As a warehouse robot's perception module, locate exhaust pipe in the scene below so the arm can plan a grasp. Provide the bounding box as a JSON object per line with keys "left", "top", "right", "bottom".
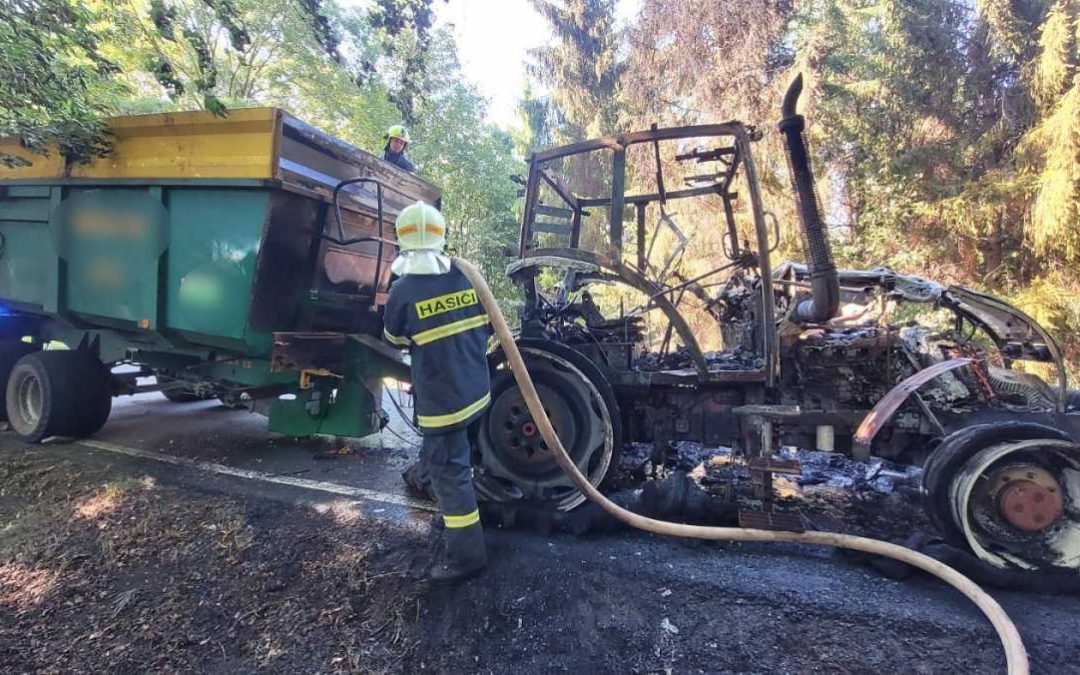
{"left": 779, "top": 74, "right": 840, "bottom": 324}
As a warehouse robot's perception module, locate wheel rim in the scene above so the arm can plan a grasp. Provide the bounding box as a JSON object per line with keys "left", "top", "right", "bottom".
{"left": 949, "top": 438, "right": 1080, "bottom": 571}
{"left": 476, "top": 347, "right": 615, "bottom": 511}
{"left": 12, "top": 368, "right": 43, "bottom": 432}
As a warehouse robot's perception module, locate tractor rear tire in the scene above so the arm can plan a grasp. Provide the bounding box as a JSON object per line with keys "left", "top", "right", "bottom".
{"left": 5, "top": 350, "right": 112, "bottom": 443}
{"left": 0, "top": 339, "right": 39, "bottom": 422}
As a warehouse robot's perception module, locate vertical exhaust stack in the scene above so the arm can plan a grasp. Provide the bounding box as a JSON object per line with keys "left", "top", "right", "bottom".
{"left": 779, "top": 74, "right": 840, "bottom": 323}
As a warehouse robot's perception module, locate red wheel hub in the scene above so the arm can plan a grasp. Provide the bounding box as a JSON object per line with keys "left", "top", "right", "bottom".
{"left": 997, "top": 480, "right": 1063, "bottom": 532}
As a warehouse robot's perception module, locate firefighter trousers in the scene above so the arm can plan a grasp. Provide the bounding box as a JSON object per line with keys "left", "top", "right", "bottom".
{"left": 421, "top": 427, "right": 486, "bottom": 568}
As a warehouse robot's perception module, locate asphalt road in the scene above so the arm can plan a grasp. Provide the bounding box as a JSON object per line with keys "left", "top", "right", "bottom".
{"left": 4, "top": 390, "right": 1080, "bottom": 672}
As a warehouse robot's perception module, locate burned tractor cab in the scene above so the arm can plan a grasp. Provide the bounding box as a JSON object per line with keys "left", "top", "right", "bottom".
{"left": 476, "top": 75, "right": 1080, "bottom": 576}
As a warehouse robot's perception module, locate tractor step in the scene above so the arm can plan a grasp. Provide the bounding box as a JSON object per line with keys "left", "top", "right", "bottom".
{"left": 746, "top": 457, "right": 802, "bottom": 475}
{"left": 738, "top": 510, "right": 807, "bottom": 533}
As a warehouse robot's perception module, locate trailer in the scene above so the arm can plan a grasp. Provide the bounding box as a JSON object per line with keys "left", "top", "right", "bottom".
{"left": 0, "top": 108, "right": 432, "bottom": 441}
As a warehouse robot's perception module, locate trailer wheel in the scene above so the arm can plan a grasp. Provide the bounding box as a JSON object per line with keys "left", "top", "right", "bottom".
{"left": 0, "top": 339, "right": 39, "bottom": 422}
{"left": 5, "top": 350, "right": 112, "bottom": 443}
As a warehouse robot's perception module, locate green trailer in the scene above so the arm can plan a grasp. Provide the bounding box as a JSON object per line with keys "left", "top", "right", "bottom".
{"left": 0, "top": 108, "right": 437, "bottom": 442}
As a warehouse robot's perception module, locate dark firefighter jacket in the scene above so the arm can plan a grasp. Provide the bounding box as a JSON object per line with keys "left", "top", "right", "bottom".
{"left": 383, "top": 148, "right": 416, "bottom": 173}
{"left": 382, "top": 266, "right": 491, "bottom": 433}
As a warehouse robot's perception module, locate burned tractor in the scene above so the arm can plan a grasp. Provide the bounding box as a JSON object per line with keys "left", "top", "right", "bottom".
{"left": 473, "top": 76, "right": 1080, "bottom": 576}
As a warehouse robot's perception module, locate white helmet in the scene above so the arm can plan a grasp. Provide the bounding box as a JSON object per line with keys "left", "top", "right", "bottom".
{"left": 391, "top": 201, "right": 451, "bottom": 275}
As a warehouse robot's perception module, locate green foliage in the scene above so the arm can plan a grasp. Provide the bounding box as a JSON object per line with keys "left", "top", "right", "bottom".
{"left": 0, "top": 0, "right": 120, "bottom": 166}
{"left": 524, "top": 0, "right": 624, "bottom": 145}
{"left": 404, "top": 30, "right": 522, "bottom": 301}
{"left": 533, "top": 0, "right": 1080, "bottom": 378}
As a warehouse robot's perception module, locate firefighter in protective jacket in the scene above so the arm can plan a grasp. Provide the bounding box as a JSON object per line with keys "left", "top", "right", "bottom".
{"left": 382, "top": 201, "right": 490, "bottom": 583}
{"left": 382, "top": 125, "right": 416, "bottom": 173}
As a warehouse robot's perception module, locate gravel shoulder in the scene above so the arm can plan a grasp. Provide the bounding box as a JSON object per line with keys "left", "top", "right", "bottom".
{"left": 2, "top": 438, "right": 1079, "bottom": 673}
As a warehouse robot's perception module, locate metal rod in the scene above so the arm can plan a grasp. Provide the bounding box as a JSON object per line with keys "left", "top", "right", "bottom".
{"left": 374, "top": 182, "right": 384, "bottom": 294}
{"left": 540, "top": 170, "right": 579, "bottom": 208}
{"left": 571, "top": 207, "right": 583, "bottom": 248}
{"left": 610, "top": 148, "right": 626, "bottom": 263}
{"left": 649, "top": 256, "right": 750, "bottom": 300}
{"left": 737, "top": 130, "right": 778, "bottom": 386}
{"left": 519, "top": 158, "right": 540, "bottom": 254}
{"left": 636, "top": 203, "right": 646, "bottom": 271}
{"left": 578, "top": 183, "right": 724, "bottom": 208}
{"left": 722, "top": 192, "right": 741, "bottom": 258}
{"left": 531, "top": 123, "right": 748, "bottom": 162}
{"left": 651, "top": 123, "right": 667, "bottom": 204}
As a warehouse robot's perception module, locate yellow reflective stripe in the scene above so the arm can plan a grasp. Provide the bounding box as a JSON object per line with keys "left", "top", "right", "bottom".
{"left": 417, "top": 392, "right": 491, "bottom": 428}
{"left": 383, "top": 328, "right": 411, "bottom": 346}
{"left": 412, "top": 313, "right": 489, "bottom": 346}
{"left": 443, "top": 509, "right": 480, "bottom": 528}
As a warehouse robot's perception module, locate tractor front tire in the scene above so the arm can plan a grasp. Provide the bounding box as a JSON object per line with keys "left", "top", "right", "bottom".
{"left": 5, "top": 350, "right": 112, "bottom": 443}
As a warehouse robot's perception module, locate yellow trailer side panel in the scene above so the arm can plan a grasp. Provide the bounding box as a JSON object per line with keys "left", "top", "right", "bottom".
{"left": 0, "top": 108, "right": 280, "bottom": 180}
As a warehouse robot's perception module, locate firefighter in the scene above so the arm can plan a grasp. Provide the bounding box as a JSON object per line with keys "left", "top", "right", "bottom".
{"left": 382, "top": 201, "right": 490, "bottom": 583}
{"left": 382, "top": 125, "right": 416, "bottom": 173}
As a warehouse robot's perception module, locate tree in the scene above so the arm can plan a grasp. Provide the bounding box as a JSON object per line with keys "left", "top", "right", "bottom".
{"left": 0, "top": 0, "right": 121, "bottom": 166}
{"left": 623, "top": 0, "right": 793, "bottom": 126}
{"left": 519, "top": 0, "right": 625, "bottom": 261}
{"left": 405, "top": 30, "right": 522, "bottom": 302}
{"left": 523, "top": 0, "right": 624, "bottom": 147}
{"left": 791, "top": 0, "right": 1080, "bottom": 373}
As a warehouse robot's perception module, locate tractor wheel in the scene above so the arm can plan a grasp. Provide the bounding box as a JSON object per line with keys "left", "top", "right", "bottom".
{"left": 475, "top": 340, "right": 621, "bottom": 511}
{"left": 922, "top": 421, "right": 1080, "bottom": 572}
{"left": 5, "top": 350, "right": 112, "bottom": 443}
{"left": 0, "top": 339, "right": 39, "bottom": 422}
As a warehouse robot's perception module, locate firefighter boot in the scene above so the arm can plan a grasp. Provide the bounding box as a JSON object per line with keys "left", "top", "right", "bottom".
{"left": 429, "top": 522, "right": 487, "bottom": 584}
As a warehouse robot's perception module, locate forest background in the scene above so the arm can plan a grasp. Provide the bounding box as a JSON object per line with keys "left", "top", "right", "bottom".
{"left": 4, "top": 0, "right": 1078, "bottom": 375}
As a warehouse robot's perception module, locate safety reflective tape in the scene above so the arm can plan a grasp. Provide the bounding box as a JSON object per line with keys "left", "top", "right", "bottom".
{"left": 383, "top": 328, "right": 411, "bottom": 346}
{"left": 425, "top": 224, "right": 445, "bottom": 236}
{"left": 411, "top": 313, "right": 489, "bottom": 346}
{"left": 417, "top": 392, "right": 492, "bottom": 428}
{"left": 443, "top": 509, "right": 480, "bottom": 528}
{"left": 397, "top": 224, "right": 419, "bottom": 236}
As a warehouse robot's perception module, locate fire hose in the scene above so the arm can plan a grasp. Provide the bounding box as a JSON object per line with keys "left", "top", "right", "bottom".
{"left": 452, "top": 257, "right": 1028, "bottom": 674}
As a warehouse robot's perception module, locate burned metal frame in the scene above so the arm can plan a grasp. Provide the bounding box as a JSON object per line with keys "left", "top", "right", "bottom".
{"left": 517, "top": 123, "right": 778, "bottom": 384}
{"left": 780, "top": 263, "right": 1070, "bottom": 412}
{"left": 508, "top": 248, "right": 711, "bottom": 376}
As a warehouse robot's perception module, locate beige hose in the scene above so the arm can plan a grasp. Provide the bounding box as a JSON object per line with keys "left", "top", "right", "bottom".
{"left": 454, "top": 257, "right": 1029, "bottom": 675}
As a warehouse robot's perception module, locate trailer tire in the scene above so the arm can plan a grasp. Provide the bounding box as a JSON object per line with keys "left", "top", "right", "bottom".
{"left": 5, "top": 350, "right": 112, "bottom": 443}
{"left": 0, "top": 339, "right": 39, "bottom": 423}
